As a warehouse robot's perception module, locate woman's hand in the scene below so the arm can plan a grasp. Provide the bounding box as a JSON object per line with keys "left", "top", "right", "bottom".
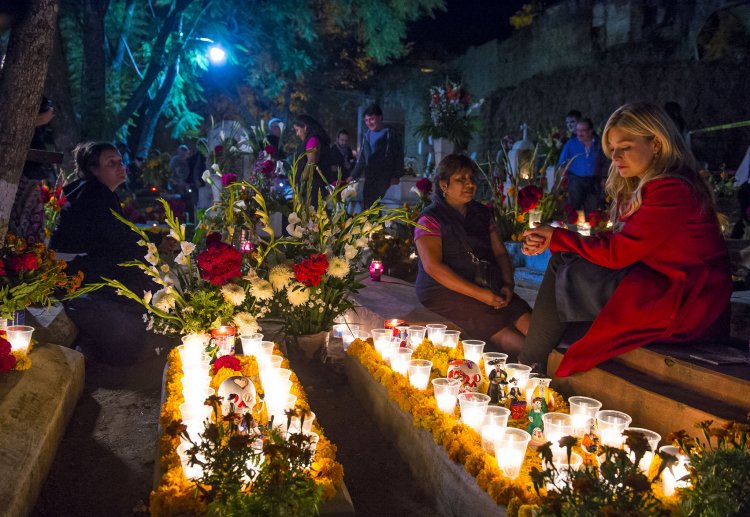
{"left": 522, "top": 226, "right": 554, "bottom": 256}
{"left": 477, "top": 288, "right": 508, "bottom": 310}
{"left": 498, "top": 285, "right": 514, "bottom": 305}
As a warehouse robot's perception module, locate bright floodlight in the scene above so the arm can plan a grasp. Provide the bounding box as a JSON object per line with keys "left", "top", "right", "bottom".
{"left": 208, "top": 45, "right": 227, "bottom": 65}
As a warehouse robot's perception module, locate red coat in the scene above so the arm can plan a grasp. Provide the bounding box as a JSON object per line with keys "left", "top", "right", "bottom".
{"left": 550, "top": 177, "right": 732, "bottom": 377}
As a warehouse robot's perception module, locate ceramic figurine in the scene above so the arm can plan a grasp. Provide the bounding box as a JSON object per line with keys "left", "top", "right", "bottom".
{"left": 533, "top": 377, "right": 555, "bottom": 411}
{"left": 508, "top": 377, "right": 526, "bottom": 420}
{"left": 447, "top": 359, "right": 483, "bottom": 392}
{"left": 526, "top": 397, "right": 547, "bottom": 448}
{"left": 581, "top": 418, "right": 601, "bottom": 464}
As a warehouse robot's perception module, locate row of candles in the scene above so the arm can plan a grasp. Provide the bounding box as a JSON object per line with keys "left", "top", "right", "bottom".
{"left": 360, "top": 318, "right": 689, "bottom": 492}
{"left": 175, "top": 329, "right": 318, "bottom": 481}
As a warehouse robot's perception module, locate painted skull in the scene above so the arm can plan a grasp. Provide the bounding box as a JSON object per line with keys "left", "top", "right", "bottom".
{"left": 447, "top": 359, "right": 483, "bottom": 392}
{"left": 218, "top": 376, "right": 257, "bottom": 415}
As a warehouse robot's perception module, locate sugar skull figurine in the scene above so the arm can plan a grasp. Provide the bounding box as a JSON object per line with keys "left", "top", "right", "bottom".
{"left": 218, "top": 376, "right": 257, "bottom": 416}
{"left": 447, "top": 359, "right": 483, "bottom": 392}
{"left": 533, "top": 377, "right": 555, "bottom": 412}
{"left": 508, "top": 377, "right": 526, "bottom": 420}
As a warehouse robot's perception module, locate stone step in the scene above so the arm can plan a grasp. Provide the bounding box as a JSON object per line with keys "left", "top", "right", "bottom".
{"left": 0, "top": 344, "right": 85, "bottom": 517}
{"left": 548, "top": 349, "right": 749, "bottom": 442}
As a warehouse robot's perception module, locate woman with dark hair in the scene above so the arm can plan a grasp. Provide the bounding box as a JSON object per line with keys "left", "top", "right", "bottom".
{"left": 521, "top": 102, "right": 731, "bottom": 376}
{"left": 292, "top": 114, "right": 336, "bottom": 202}
{"left": 51, "top": 142, "right": 170, "bottom": 364}
{"left": 414, "top": 154, "right": 531, "bottom": 358}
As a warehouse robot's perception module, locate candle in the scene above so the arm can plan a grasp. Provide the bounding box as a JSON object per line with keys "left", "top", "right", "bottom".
{"left": 432, "top": 377, "right": 461, "bottom": 413}
{"left": 626, "top": 427, "right": 661, "bottom": 473}
{"left": 425, "top": 323, "right": 446, "bottom": 346}
{"left": 239, "top": 333, "right": 263, "bottom": 356}
{"left": 435, "top": 392, "right": 456, "bottom": 413}
{"left": 496, "top": 449, "right": 525, "bottom": 479}
{"left": 406, "top": 325, "right": 426, "bottom": 347}
{"left": 596, "top": 410, "right": 632, "bottom": 447}
{"left": 542, "top": 413, "right": 573, "bottom": 452}
{"left": 211, "top": 325, "right": 237, "bottom": 357}
{"left": 458, "top": 392, "right": 491, "bottom": 430}
{"left": 494, "top": 428, "right": 532, "bottom": 479}
{"left": 388, "top": 343, "right": 411, "bottom": 372}
{"left": 660, "top": 446, "right": 690, "bottom": 496}
{"left": 384, "top": 318, "right": 406, "bottom": 337}
{"left": 462, "top": 340, "right": 485, "bottom": 363}
{"left": 569, "top": 396, "right": 602, "bottom": 437}
{"left": 369, "top": 260, "right": 383, "bottom": 281}
{"left": 441, "top": 330, "right": 460, "bottom": 348}
{"left": 5, "top": 325, "right": 34, "bottom": 353}
{"left": 549, "top": 452, "right": 583, "bottom": 489}
{"left": 407, "top": 359, "right": 432, "bottom": 389}
{"left": 481, "top": 424, "right": 504, "bottom": 454}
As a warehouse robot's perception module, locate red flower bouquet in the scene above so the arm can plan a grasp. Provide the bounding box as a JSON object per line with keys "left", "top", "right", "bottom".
{"left": 212, "top": 354, "right": 242, "bottom": 374}
{"left": 197, "top": 236, "right": 243, "bottom": 286}
{"left": 293, "top": 254, "right": 330, "bottom": 287}
{"left": 518, "top": 185, "right": 544, "bottom": 213}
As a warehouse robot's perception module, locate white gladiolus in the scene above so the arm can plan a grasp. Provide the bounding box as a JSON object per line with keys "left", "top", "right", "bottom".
{"left": 221, "top": 283, "right": 246, "bottom": 305}
{"left": 174, "top": 252, "right": 190, "bottom": 266}
{"left": 211, "top": 163, "right": 221, "bottom": 172}
{"left": 355, "top": 237, "right": 369, "bottom": 248}
{"left": 286, "top": 223, "right": 303, "bottom": 238}
{"left": 143, "top": 290, "right": 153, "bottom": 304}
{"left": 344, "top": 244, "right": 357, "bottom": 261}
{"left": 145, "top": 251, "right": 159, "bottom": 265}
{"left": 328, "top": 256, "right": 350, "bottom": 278}
{"left": 180, "top": 241, "right": 196, "bottom": 255}
{"left": 287, "top": 284, "right": 310, "bottom": 306}
{"left": 269, "top": 265, "right": 294, "bottom": 291}
{"left": 342, "top": 184, "right": 357, "bottom": 201}
{"left": 288, "top": 212, "right": 301, "bottom": 225}
{"left": 152, "top": 289, "right": 176, "bottom": 312}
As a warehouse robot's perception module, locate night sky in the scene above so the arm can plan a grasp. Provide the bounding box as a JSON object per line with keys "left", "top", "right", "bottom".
{"left": 407, "top": 0, "right": 532, "bottom": 54}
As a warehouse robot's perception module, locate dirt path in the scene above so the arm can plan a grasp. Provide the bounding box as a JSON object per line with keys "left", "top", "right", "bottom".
{"left": 33, "top": 350, "right": 437, "bottom": 516}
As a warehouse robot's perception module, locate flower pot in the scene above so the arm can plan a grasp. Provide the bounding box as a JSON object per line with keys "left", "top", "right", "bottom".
{"left": 290, "top": 330, "right": 330, "bottom": 361}
{"left": 433, "top": 138, "right": 455, "bottom": 168}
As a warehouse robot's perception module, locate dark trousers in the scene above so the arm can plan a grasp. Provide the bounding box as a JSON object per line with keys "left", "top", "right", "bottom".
{"left": 567, "top": 174, "right": 601, "bottom": 215}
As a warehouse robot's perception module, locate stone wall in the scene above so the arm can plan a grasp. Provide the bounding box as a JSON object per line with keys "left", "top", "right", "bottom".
{"left": 371, "top": 0, "right": 750, "bottom": 169}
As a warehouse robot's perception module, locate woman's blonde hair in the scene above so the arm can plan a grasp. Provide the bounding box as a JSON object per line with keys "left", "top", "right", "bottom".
{"left": 601, "top": 102, "right": 713, "bottom": 223}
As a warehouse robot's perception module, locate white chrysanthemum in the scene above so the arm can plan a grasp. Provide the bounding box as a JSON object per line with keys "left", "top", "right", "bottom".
{"left": 180, "top": 241, "right": 196, "bottom": 255}
{"left": 233, "top": 312, "right": 259, "bottom": 335}
{"left": 143, "top": 290, "right": 153, "bottom": 304}
{"left": 152, "top": 288, "right": 176, "bottom": 312}
{"left": 286, "top": 284, "right": 310, "bottom": 306}
{"left": 328, "top": 256, "right": 349, "bottom": 278}
{"left": 221, "top": 283, "right": 246, "bottom": 306}
{"left": 268, "top": 265, "right": 294, "bottom": 291}
{"left": 249, "top": 279, "right": 274, "bottom": 301}
{"left": 344, "top": 244, "right": 357, "bottom": 261}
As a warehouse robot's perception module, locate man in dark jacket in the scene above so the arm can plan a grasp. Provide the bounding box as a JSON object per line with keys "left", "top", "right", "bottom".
{"left": 350, "top": 104, "right": 404, "bottom": 208}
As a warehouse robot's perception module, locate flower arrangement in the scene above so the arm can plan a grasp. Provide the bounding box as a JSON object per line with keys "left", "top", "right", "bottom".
{"left": 0, "top": 233, "right": 86, "bottom": 320}
{"left": 415, "top": 78, "right": 484, "bottom": 149}
{"left": 346, "top": 336, "right": 574, "bottom": 513}
{"left": 99, "top": 199, "right": 268, "bottom": 336}
{"left": 39, "top": 175, "right": 67, "bottom": 239}
{"left": 150, "top": 346, "right": 344, "bottom": 516}
{"left": 141, "top": 150, "right": 172, "bottom": 190}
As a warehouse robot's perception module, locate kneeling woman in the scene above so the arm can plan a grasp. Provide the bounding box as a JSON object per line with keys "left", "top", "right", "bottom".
{"left": 50, "top": 142, "right": 171, "bottom": 364}
{"left": 521, "top": 102, "right": 732, "bottom": 376}
{"left": 415, "top": 154, "right": 531, "bottom": 358}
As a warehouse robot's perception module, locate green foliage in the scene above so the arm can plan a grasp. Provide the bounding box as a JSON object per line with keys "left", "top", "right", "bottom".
{"left": 672, "top": 420, "right": 750, "bottom": 517}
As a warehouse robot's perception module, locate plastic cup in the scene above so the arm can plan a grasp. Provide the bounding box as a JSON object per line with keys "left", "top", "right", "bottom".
{"left": 481, "top": 424, "right": 505, "bottom": 454}
{"left": 458, "top": 392, "right": 491, "bottom": 430}
{"left": 432, "top": 377, "right": 461, "bottom": 414}
{"left": 255, "top": 341, "right": 276, "bottom": 363}
{"left": 371, "top": 329, "right": 392, "bottom": 355}
{"left": 568, "top": 396, "right": 602, "bottom": 437}
{"left": 406, "top": 325, "right": 426, "bottom": 347}
{"left": 289, "top": 410, "right": 316, "bottom": 435}
{"left": 549, "top": 452, "right": 583, "bottom": 489}
{"left": 596, "top": 410, "right": 632, "bottom": 447}
{"left": 659, "top": 445, "right": 690, "bottom": 496}
{"left": 542, "top": 412, "right": 574, "bottom": 451}
{"left": 462, "top": 340, "right": 485, "bottom": 363}
{"left": 182, "top": 386, "right": 214, "bottom": 408}
{"left": 176, "top": 443, "right": 205, "bottom": 480}
{"left": 181, "top": 333, "right": 209, "bottom": 352}
{"left": 494, "top": 428, "right": 531, "bottom": 479}
{"left": 179, "top": 402, "right": 212, "bottom": 422}
{"left": 390, "top": 347, "right": 414, "bottom": 375}
{"left": 484, "top": 405, "right": 511, "bottom": 427}
{"left": 442, "top": 330, "right": 460, "bottom": 348}
{"left": 505, "top": 363, "right": 532, "bottom": 390}
{"left": 426, "top": 324, "right": 447, "bottom": 346}
{"left": 260, "top": 367, "right": 292, "bottom": 390}
{"left": 407, "top": 359, "right": 432, "bottom": 389}
{"left": 626, "top": 427, "right": 661, "bottom": 473}
{"left": 482, "top": 352, "right": 508, "bottom": 379}
{"left": 240, "top": 333, "right": 263, "bottom": 356}
{"left": 6, "top": 325, "right": 34, "bottom": 352}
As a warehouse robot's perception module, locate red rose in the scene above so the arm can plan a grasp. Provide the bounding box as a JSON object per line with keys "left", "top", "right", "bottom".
{"left": 416, "top": 178, "right": 432, "bottom": 195}
{"left": 197, "top": 242, "right": 242, "bottom": 286}
{"left": 221, "top": 173, "right": 237, "bottom": 187}
{"left": 517, "top": 185, "right": 543, "bottom": 213}
{"left": 214, "top": 144, "right": 224, "bottom": 156}
{"left": 293, "top": 253, "right": 329, "bottom": 287}
{"left": 7, "top": 252, "right": 39, "bottom": 273}
{"left": 0, "top": 337, "right": 15, "bottom": 373}
{"left": 212, "top": 354, "right": 241, "bottom": 374}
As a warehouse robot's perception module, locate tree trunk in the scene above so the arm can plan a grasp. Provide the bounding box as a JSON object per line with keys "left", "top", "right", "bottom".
{"left": 45, "top": 21, "right": 79, "bottom": 170}
{"left": 0, "top": 0, "right": 59, "bottom": 244}
{"left": 136, "top": 56, "right": 180, "bottom": 158}
{"left": 80, "top": 0, "right": 110, "bottom": 140}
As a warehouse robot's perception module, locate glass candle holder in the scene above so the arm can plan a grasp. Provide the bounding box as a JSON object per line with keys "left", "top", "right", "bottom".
{"left": 596, "top": 410, "right": 632, "bottom": 448}
{"left": 626, "top": 427, "right": 661, "bottom": 473}
{"left": 407, "top": 359, "right": 432, "bottom": 389}
{"left": 505, "top": 363, "right": 532, "bottom": 390}
{"left": 482, "top": 352, "right": 508, "bottom": 379}
{"left": 432, "top": 377, "right": 461, "bottom": 414}
{"left": 210, "top": 325, "right": 237, "bottom": 357}
{"left": 426, "top": 324, "right": 447, "bottom": 346}
{"left": 458, "top": 392, "right": 491, "bottom": 430}
{"left": 484, "top": 406, "right": 511, "bottom": 427}
{"left": 239, "top": 333, "right": 264, "bottom": 356}
{"left": 442, "top": 329, "right": 461, "bottom": 348}
{"left": 659, "top": 445, "right": 691, "bottom": 496}
{"left": 381, "top": 337, "right": 402, "bottom": 364}
{"left": 568, "top": 396, "right": 602, "bottom": 437}
{"left": 339, "top": 324, "right": 360, "bottom": 350}
{"left": 494, "top": 428, "right": 531, "bottom": 479}
{"left": 462, "top": 340, "right": 485, "bottom": 363}
{"left": 369, "top": 260, "right": 383, "bottom": 281}
{"left": 406, "top": 325, "right": 426, "bottom": 347}
{"left": 542, "top": 412, "right": 574, "bottom": 451}
{"left": 6, "top": 325, "right": 34, "bottom": 353}
{"left": 390, "top": 347, "right": 414, "bottom": 375}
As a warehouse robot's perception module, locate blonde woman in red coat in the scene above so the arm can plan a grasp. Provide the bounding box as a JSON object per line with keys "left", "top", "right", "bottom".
{"left": 520, "top": 102, "right": 732, "bottom": 377}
